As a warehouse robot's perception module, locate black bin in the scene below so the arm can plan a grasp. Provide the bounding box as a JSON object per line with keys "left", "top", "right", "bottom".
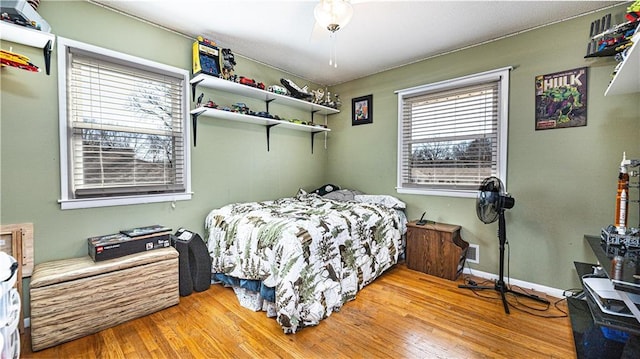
{"left": 171, "top": 228, "right": 212, "bottom": 296}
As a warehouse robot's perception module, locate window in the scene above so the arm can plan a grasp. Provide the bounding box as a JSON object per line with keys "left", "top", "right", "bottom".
{"left": 396, "top": 67, "right": 511, "bottom": 197}
{"left": 57, "top": 37, "right": 191, "bottom": 209}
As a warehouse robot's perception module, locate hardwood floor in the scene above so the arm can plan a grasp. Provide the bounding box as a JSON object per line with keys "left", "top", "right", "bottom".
{"left": 20, "top": 264, "right": 576, "bottom": 358}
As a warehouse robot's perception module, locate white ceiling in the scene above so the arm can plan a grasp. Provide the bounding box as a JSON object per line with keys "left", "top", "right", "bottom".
{"left": 91, "top": 1, "right": 624, "bottom": 86}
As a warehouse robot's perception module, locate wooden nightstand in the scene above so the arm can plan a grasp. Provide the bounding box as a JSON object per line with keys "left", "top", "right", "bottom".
{"left": 405, "top": 221, "right": 469, "bottom": 280}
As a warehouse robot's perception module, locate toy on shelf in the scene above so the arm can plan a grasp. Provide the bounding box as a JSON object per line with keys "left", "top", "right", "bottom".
{"left": 231, "top": 102, "right": 249, "bottom": 114}
{"left": 0, "top": 0, "right": 51, "bottom": 32}
{"left": 310, "top": 87, "right": 341, "bottom": 109}
{"left": 280, "top": 78, "right": 313, "bottom": 100}
{"left": 267, "top": 84, "right": 288, "bottom": 95}
{"left": 192, "top": 36, "right": 221, "bottom": 77}
{"left": 311, "top": 88, "right": 325, "bottom": 104}
{"left": 323, "top": 90, "right": 339, "bottom": 109}
{"left": 238, "top": 76, "right": 264, "bottom": 89}
{"left": 195, "top": 92, "right": 218, "bottom": 109}
{"left": 626, "top": 0, "right": 640, "bottom": 22}
{"left": 204, "top": 99, "right": 218, "bottom": 109}
{"left": 585, "top": 10, "right": 639, "bottom": 58}
{"left": 220, "top": 48, "right": 236, "bottom": 80}
{"left": 615, "top": 152, "right": 631, "bottom": 235}
{"left": 255, "top": 111, "right": 274, "bottom": 119}
{"left": 0, "top": 48, "right": 39, "bottom": 72}
{"left": 601, "top": 152, "right": 640, "bottom": 248}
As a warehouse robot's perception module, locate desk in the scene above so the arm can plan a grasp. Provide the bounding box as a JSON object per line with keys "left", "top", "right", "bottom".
{"left": 566, "top": 236, "right": 640, "bottom": 358}
{"left": 567, "top": 295, "right": 639, "bottom": 358}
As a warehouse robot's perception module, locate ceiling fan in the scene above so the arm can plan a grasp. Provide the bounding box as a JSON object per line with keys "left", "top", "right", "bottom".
{"left": 458, "top": 176, "right": 549, "bottom": 314}
{"left": 314, "top": 0, "right": 354, "bottom": 33}
{"left": 310, "top": 0, "right": 367, "bottom": 67}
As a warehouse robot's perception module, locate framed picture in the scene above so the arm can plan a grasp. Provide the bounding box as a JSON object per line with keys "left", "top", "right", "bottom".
{"left": 352, "top": 94, "right": 373, "bottom": 126}
{"left": 534, "top": 67, "right": 587, "bottom": 130}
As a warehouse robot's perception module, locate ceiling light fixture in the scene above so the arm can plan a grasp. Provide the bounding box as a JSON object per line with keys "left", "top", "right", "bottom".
{"left": 314, "top": 0, "right": 353, "bottom": 68}
{"left": 314, "top": 0, "right": 353, "bottom": 33}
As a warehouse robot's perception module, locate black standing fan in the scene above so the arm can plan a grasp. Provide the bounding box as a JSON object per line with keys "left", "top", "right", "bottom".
{"left": 458, "top": 176, "right": 549, "bottom": 314}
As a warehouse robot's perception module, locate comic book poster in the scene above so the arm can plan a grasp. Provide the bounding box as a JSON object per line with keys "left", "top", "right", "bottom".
{"left": 535, "top": 67, "right": 587, "bottom": 130}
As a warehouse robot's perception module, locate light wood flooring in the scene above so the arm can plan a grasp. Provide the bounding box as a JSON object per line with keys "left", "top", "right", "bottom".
{"left": 20, "top": 264, "right": 576, "bottom": 358}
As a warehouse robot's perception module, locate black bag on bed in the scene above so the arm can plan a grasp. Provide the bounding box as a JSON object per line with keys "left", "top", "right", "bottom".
{"left": 172, "top": 228, "right": 212, "bottom": 296}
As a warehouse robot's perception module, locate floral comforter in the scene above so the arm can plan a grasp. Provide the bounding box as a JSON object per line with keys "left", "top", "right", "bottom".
{"left": 205, "top": 192, "right": 406, "bottom": 333}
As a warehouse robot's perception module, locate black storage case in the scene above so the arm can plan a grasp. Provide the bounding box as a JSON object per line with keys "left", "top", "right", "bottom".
{"left": 171, "top": 229, "right": 212, "bottom": 296}
{"left": 88, "top": 232, "right": 171, "bottom": 262}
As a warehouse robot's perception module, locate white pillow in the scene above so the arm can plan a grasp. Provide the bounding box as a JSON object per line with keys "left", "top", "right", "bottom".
{"left": 354, "top": 194, "right": 406, "bottom": 209}
{"left": 323, "top": 189, "right": 363, "bottom": 202}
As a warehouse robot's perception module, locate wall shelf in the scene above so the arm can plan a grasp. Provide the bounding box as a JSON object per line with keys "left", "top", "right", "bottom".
{"left": 190, "top": 74, "right": 340, "bottom": 116}
{"left": 0, "top": 21, "right": 55, "bottom": 75}
{"left": 190, "top": 107, "right": 330, "bottom": 153}
{"left": 189, "top": 73, "right": 338, "bottom": 152}
{"left": 605, "top": 31, "right": 639, "bottom": 96}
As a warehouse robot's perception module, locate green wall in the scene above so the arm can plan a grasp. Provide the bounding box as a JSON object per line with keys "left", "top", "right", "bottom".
{"left": 328, "top": 4, "right": 640, "bottom": 290}
{"left": 0, "top": 0, "right": 329, "bottom": 316}
{"left": 1, "top": 1, "right": 639, "bottom": 320}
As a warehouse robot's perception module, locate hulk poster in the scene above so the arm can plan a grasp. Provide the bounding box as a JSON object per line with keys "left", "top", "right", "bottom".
{"left": 535, "top": 67, "right": 587, "bottom": 130}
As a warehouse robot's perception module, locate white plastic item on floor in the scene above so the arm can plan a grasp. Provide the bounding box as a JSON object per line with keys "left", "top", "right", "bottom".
{"left": 0, "top": 254, "right": 16, "bottom": 297}
{"left": 0, "top": 327, "right": 19, "bottom": 359}
{"left": 0, "top": 252, "right": 20, "bottom": 359}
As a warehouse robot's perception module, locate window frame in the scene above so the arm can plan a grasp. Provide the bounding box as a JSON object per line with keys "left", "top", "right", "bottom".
{"left": 57, "top": 37, "right": 192, "bottom": 210}
{"left": 395, "top": 67, "right": 511, "bottom": 198}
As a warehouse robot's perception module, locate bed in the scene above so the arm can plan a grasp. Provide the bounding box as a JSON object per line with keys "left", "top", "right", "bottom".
{"left": 204, "top": 187, "right": 407, "bottom": 333}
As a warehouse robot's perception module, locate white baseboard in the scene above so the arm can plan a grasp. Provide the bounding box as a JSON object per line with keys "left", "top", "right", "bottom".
{"left": 462, "top": 268, "right": 566, "bottom": 299}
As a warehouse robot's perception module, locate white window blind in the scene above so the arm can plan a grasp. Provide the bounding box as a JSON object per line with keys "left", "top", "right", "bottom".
{"left": 396, "top": 68, "right": 510, "bottom": 196}
{"left": 58, "top": 37, "right": 191, "bottom": 209}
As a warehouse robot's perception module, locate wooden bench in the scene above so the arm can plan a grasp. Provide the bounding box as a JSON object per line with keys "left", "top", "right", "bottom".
{"left": 30, "top": 247, "right": 179, "bottom": 351}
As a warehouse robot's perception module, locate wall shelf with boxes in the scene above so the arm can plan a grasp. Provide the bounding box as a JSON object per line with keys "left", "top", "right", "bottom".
{"left": 189, "top": 73, "right": 338, "bottom": 153}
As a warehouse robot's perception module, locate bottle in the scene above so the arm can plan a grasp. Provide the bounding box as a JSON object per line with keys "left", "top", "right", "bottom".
{"left": 615, "top": 152, "right": 630, "bottom": 235}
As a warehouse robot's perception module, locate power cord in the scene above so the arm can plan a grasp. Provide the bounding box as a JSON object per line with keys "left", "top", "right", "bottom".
{"left": 462, "top": 257, "right": 476, "bottom": 285}
{"left": 461, "top": 243, "right": 578, "bottom": 319}
{"left": 507, "top": 295, "right": 567, "bottom": 318}
{"left": 506, "top": 239, "right": 510, "bottom": 288}
{"left": 462, "top": 252, "right": 506, "bottom": 299}
{"left": 503, "top": 240, "right": 568, "bottom": 318}
{"left": 563, "top": 288, "right": 584, "bottom": 298}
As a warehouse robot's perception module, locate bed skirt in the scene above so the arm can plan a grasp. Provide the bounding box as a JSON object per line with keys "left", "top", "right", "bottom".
{"left": 212, "top": 273, "right": 277, "bottom": 317}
